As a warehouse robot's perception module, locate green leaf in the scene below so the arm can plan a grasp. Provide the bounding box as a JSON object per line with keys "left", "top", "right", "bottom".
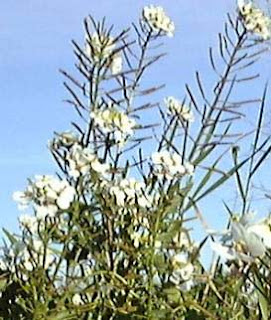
{"left": 149, "top": 309, "right": 169, "bottom": 320}
{"left": 158, "top": 232, "right": 172, "bottom": 245}
{"left": 163, "top": 287, "right": 181, "bottom": 304}
{"left": 192, "top": 145, "right": 215, "bottom": 167}
{"left": 192, "top": 158, "right": 220, "bottom": 199}
{"left": 162, "top": 194, "right": 182, "bottom": 216}
{"left": 255, "top": 276, "right": 270, "bottom": 320}
{"left": 154, "top": 253, "right": 166, "bottom": 270}
{"left": 168, "top": 220, "right": 184, "bottom": 234}
{"left": 194, "top": 153, "right": 252, "bottom": 203}
{"left": 185, "top": 310, "right": 205, "bottom": 320}
{"left": 0, "top": 277, "right": 7, "bottom": 291}
{"left": 2, "top": 228, "right": 18, "bottom": 245}
{"left": 47, "top": 310, "right": 73, "bottom": 320}
{"left": 231, "top": 146, "right": 246, "bottom": 203}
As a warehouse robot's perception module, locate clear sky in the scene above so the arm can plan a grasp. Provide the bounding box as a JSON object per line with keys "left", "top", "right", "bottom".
{"left": 1, "top": 0, "right": 271, "bottom": 235}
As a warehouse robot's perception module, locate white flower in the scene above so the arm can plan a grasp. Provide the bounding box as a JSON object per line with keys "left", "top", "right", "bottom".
{"left": 238, "top": 1, "right": 271, "bottom": 40}
{"left": 67, "top": 145, "right": 95, "bottom": 178}
{"left": 0, "top": 259, "right": 7, "bottom": 271}
{"left": 152, "top": 151, "right": 194, "bottom": 180}
{"left": 32, "top": 239, "right": 43, "bottom": 252}
{"left": 90, "top": 107, "right": 136, "bottom": 146}
{"left": 154, "top": 240, "right": 162, "bottom": 249}
{"left": 137, "top": 194, "right": 153, "bottom": 208}
{"left": 35, "top": 204, "right": 58, "bottom": 219}
{"left": 56, "top": 186, "right": 76, "bottom": 210}
{"left": 237, "top": 0, "right": 245, "bottom": 8}
{"left": 100, "top": 177, "right": 154, "bottom": 210}
{"left": 110, "top": 53, "right": 122, "bottom": 75}
{"left": 142, "top": 5, "right": 175, "bottom": 37}
{"left": 178, "top": 263, "right": 194, "bottom": 281}
{"left": 18, "top": 214, "right": 38, "bottom": 232}
{"left": 165, "top": 97, "right": 194, "bottom": 122}
{"left": 109, "top": 186, "right": 126, "bottom": 206}
{"left": 152, "top": 272, "right": 162, "bottom": 286}
{"left": 130, "top": 231, "right": 142, "bottom": 248}
{"left": 173, "top": 231, "right": 190, "bottom": 248}
{"left": 170, "top": 253, "right": 194, "bottom": 289}
{"left": 210, "top": 240, "right": 254, "bottom": 263}
{"left": 13, "top": 191, "right": 26, "bottom": 203}
{"left": 66, "top": 144, "right": 109, "bottom": 178}
{"left": 12, "top": 191, "right": 30, "bottom": 210}
{"left": 210, "top": 215, "right": 271, "bottom": 262}
{"left": 247, "top": 222, "right": 271, "bottom": 248}
{"left": 210, "top": 241, "right": 238, "bottom": 261}
{"left": 171, "top": 253, "right": 188, "bottom": 269}
{"left": 184, "top": 162, "right": 194, "bottom": 175}
{"left": 91, "top": 159, "right": 109, "bottom": 176}
{"left": 72, "top": 293, "right": 84, "bottom": 306}
{"left": 22, "top": 251, "right": 34, "bottom": 272}
{"left": 231, "top": 221, "right": 266, "bottom": 257}
{"left": 13, "top": 175, "right": 76, "bottom": 218}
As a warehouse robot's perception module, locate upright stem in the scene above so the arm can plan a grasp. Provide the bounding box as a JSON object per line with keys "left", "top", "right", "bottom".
{"left": 126, "top": 31, "right": 152, "bottom": 113}
{"left": 189, "top": 30, "right": 247, "bottom": 162}
{"left": 147, "top": 207, "right": 162, "bottom": 316}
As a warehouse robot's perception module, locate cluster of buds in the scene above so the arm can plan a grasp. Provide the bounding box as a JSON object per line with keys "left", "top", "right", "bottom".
{"left": 238, "top": 0, "right": 271, "bottom": 40}
{"left": 142, "top": 5, "right": 175, "bottom": 37}
{"left": 85, "top": 31, "right": 115, "bottom": 61}
{"left": 85, "top": 29, "right": 122, "bottom": 74}
{"left": 152, "top": 151, "right": 194, "bottom": 180}
{"left": 165, "top": 96, "right": 194, "bottom": 123}
{"left": 50, "top": 131, "right": 79, "bottom": 149}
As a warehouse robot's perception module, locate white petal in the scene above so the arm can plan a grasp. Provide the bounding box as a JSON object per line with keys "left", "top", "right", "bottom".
{"left": 210, "top": 241, "right": 237, "bottom": 260}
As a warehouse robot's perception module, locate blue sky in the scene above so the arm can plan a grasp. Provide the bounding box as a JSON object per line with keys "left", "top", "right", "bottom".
{"left": 1, "top": 0, "right": 271, "bottom": 235}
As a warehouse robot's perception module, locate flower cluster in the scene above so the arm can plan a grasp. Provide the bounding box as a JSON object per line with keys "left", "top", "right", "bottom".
{"left": 99, "top": 177, "right": 156, "bottom": 209}
{"left": 18, "top": 214, "right": 39, "bottom": 233}
{"left": 13, "top": 175, "right": 76, "bottom": 219}
{"left": 150, "top": 230, "right": 196, "bottom": 290}
{"left": 170, "top": 253, "right": 194, "bottom": 291}
{"left": 165, "top": 96, "right": 194, "bottom": 122}
{"left": 142, "top": 5, "right": 175, "bottom": 37}
{"left": 238, "top": 0, "right": 271, "bottom": 40}
{"left": 90, "top": 107, "right": 136, "bottom": 146}
{"left": 152, "top": 151, "right": 194, "bottom": 180}
{"left": 66, "top": 144, "right": 109, "bottom": 178}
